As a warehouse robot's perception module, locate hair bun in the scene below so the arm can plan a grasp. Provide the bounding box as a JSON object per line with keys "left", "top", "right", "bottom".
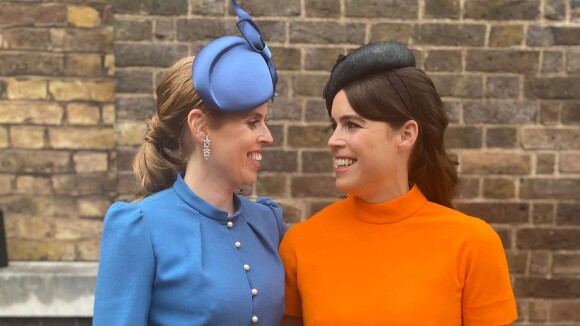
{"left": 323, "top": 41, "right": 416, "bottom": 113}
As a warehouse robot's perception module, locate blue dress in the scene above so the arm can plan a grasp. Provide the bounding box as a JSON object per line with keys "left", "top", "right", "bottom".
{"left": 93, "top": 174, "right": 286, "bottom": 325}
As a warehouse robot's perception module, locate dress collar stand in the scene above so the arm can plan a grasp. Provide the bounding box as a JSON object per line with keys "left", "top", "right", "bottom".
{"left": 173, "top": 173, "right": 243, "bottom": 222}
{"left": 349, "top": 185, "right": 427, "bottom": 224}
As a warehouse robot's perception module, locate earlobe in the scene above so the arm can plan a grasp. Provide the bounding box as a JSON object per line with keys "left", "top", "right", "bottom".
{"left": 187, "top": 109, "right": 207, "bottom": 143}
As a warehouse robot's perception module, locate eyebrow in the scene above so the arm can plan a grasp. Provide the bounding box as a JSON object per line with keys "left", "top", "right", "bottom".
{"left": 330, "top": 114, "right": 366, "bottom": 124}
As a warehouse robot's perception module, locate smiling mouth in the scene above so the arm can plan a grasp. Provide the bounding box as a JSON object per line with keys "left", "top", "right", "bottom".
{"left": 334, "top": 158, "right": 356, "bottom": 168}
{"left": 248, "top": 152, "right": 262, "bottom": 162}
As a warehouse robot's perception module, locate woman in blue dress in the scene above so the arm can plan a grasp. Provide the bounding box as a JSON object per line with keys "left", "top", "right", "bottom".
{"left": 93, "top": 1, "right": 286, "bottom": 325}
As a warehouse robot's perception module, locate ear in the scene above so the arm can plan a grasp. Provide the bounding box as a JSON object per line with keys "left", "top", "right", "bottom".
{"left": 187, "top": 108, "right": 207, "bottom": 144}
{"left": 398, "top": 120, "right": 418, "bottom": 152}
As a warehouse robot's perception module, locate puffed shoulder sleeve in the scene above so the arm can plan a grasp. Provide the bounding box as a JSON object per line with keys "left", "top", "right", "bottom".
{"left": 93, "top": 202, "right": 154, "bottom": 326}
{"left": 279, "top": 227, "right": 302, "bottom": 317}
{"left": 462, "top": 220, "right": 517, "bottom": 326}
{"left": 256, "top": 197, "right": 288, "bottom": 242}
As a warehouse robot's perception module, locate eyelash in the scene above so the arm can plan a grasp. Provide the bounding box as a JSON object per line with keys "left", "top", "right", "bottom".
{"left": 248, "top": 118, "right": 269, "bottom": 129}
{"left": 328, "top": 121, "right": 361, "bottom": 132}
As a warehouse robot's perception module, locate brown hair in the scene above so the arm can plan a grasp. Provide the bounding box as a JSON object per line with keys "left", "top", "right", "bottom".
{"left": 342, "top": 67, "right": 458, "bottom": 208}
{"left": 132, "top": 56, "right": 226, "bottom": 199}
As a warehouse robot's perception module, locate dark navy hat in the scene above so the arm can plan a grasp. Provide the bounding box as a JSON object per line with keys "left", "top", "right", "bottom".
{"left": 323, "top": 41, "right": 415, "bottom": 113}
{"left": 192, "top": 0, "right": 277, "bottom": 112}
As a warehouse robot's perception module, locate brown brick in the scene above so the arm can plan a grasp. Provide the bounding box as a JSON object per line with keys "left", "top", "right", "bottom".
{"left": 514, "top": 277, "right": 580, "bottom": 298}
{"left": 461, "top": 152, "right": 531, "bottom": 175}
{"left": 67, "top": 103, "right": 100, "bottom": 125}
{"left": 0, "top": 3, "right": 67, "bottom": 27}
{"left": 234, "top": 0, "right": 299, "bottom": 16}
{"left": 305, "top": 100, "right": 329, "bottom": 122}
{"left": 308, "top": 200, "right": 338, "bottom": 217}
{"left": 562, "top": 102, "right": 580, "bottom": 125}
{"left": 116, "top": 148, "right": 137, "bottom": 172}
{"left": 78, "top": 196, "right": 110, "bottom": 219}
{"left": 7, "top": 79, "right": 47, "bottom": 100}
{"left": 116, "top": 122, "right": 147, "bottom": 146}
{"left": 529, "top": 300, "right": 549, "bottom": 322}
{"left": 288, "top": 125, "right": 329, "bottom": 148}
{"left": 53, "top": 174, "right": 115, "bottom": 196}
{"left": 443, "top": 102, "right": 460, "bottom": 124}
{"left": 1, "top": 28, "right": 51, "bottom": 50}
{"left": 540, "top": 102, "right": 560, "bottom": 125}
{"left": 424, "top": 51, "right": 462, "bottom": 72}
{"left": 74, "top": 152, "right": 108, "bottom": 173}
{"left": 560, "top": 153, "right": 580, "bottom": 173}
{"left": 290, "top": 22, "right": 365, "bottom": 44}
{"left": 521, "top": 178, "right": 580, "bottom": 200}
{"left": 463, "top": 101, "right": 537, "bottom": 124}
{"left": 103, "top": 104, "right": 115, "bottom": 125}
{"left": 65, "top": 54, "right": 104, "bottom": 77}
{"left": 557, "top": 203, "right": 580, "bottom": 225}
{"left": 456, "top": 202, "right": 528, "bottom": 224}
{"left": 0, "top": 150, "right": 71, "bottom": 173}
{"left": 191, "top": 0, "right": 225, "bottom": 16}
{"left": 10, "top": 126, "right": 45, "bottom": 149}
{"left": 489, "top": 25, "right": 524, "bottom": 47}
{"left": 424, "top": 0, "right": 459, "bottom": 18}
{"left": 154, "top": 18, "right": 175, "bottom": 41}
{"left": 536, "top": 153, "right": 555, "bottom": 174}
{"left": 150, "top": 0, "right": 187, "bottom": 15}
{"left": 465, "top": 0, "right": 540, "bottom": 20}
{"left": 0, "top": 101, "right": 63, "bottom": 125}
{"left": 268, "top": 124, "right": 284, "bottom": 147}
{"left": 270, "top": 47, "right": 301, "bottom": 71}
{"left": 430, "top": 75, "right": 483, "bottom": 98}
{"left": 53, "top": 217, "right": 102, "bottom": 240}
{"left": 8, "top": 240, "right": 75, "bottom": 261}
{"left": 16, "top": 176, "right": 52, "bottom": 195}
{"left": 466, "top": 50, "right": 538, "bottom": 74}
{"left": 0, "top": 175, "right": 13, "bottom": 194}
{"left": 553, "top": 254, "right": 580, "bottom": 275}
{"left": 304, "top": 48, "right": 342, "bottom": 71}
{"left": 526, "top": 77, "right": 580, "bottom": 100}
{"left": 455, "top": 177, "right": 479, "bottom": 199}
{"left": 551, "top": 300, "right": 580, "bottom": 321}
{"left": 116, "top": 70, "right": 153, "bottom": 93}
{"left": 292, "top": 74, "right": 329, "bottom": 97}
{"left": 518, "top": 228, "right": 580, "bottom": 250}
{"left": 116, "top": 96, "right": 156, "bottom": 122}
{"left": 494, "top": 227, "right": 511, "bottom": 249}
{"left": 256, "top": 175, "right": 287, "bottom": 197}
{"left": 49, "top": 80, "right": 114, "bottom": 102}
{"left": 77, "top": 239, "right": 101, "bottom": 260}
{"left": 67, "top": 5, "right": 101, "bottom": 28}
{"left": 250, "top": 20, "right": 287, "bottom": 43}
{"left": 444, "top": 126, "right": 482, "bottom": 149}
{"left": 345, "top": 0, "right": 417, "bottom": 18}
{"left": 291, "top": 176, "right": 342, "bottom": 197}
{"left": 506, "top": 251, "right": 528, "bottom": 274}
{"left": 50, "top": 28, "right": 112, "bottom": 52}
{"left": 545, "top": 0, "right": 566, "bottom": 20}
{"left": 574, "top": 0, "right": 580, "bottom": 20}
{"left": 50, "top": 127, "right": 115, "bottom": 149}
{"left": 486, "top": 76, "right": 519, "bottom": 99}
{"left": 521, "top": 127, "right": 580, "bottom": 150}
{"left": 117, "top": 172, "right": 139, "bottom": 195}
{"left": 261, "top": 149, "right": 298, "bottom": 172}
{"left": 269, "top": 99, "right": 302, "bottom": 121}
{"left": 483, "top": 178, "right": 516, "bottom": 199}
{"left": 413, "top": 24, "right": 486, "bottom": 46}
{"left": 305, "top": 0, "right": 340, "bottom": 18}
{"left": 302, "top": 150, "right": 333, "bottom": 173}
{"left": 533, "top": 203, "right": 554, "bottom": 224}
{"left": 542, "top": 51, "right": 563, "bottom": 73}
{"left": 0, "top": 53, "right": 64, "bottom": 76}
{"left": 530, "top": 251, "right": 551, "bottom": 275}
{"left": 527, "top": 26, "right": 580, "bottom": 46}
{"left": 486, "top": 127, "right": 517, "bottom": 148}
{"left": 369, "top": 23, "right": 413, "bottom": 44}
{"left": 0, "top": 195, "right": 76, "bottom": 217}
{"left": 115, "top": 43, "right": 188, "bottom": 67}
{"left": 277, "top": 201, "right": 303, "bottom": 224}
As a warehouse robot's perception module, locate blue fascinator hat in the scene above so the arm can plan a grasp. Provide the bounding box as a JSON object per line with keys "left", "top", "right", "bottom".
{"left": 192, "top": 0, "right": 278, "bottom": 112}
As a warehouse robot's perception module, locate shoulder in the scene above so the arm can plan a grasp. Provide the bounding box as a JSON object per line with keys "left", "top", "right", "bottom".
{"left": 104, "top": 201, "right": 144, "bottom": 227}
{"left": 242, "top": 196, "right": 287, "bottom": 238}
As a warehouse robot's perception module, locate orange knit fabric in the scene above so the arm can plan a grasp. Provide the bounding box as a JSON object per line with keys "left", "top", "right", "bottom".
{"left": 280, "top": 185, "right": 517, "bottom": 326}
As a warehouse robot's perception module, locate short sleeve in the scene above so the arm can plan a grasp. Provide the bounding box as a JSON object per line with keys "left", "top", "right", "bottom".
{"left": 257, "top": 197, "right": 288, "bottom": 243}
{"left": 93, "top": 202, "right": 155, "bottom": 326}
{"left": 279, "top": 228, "right": 303, "bottom": 317}
{"left": 462, "top": 221, "right": 517, "bottom": 326}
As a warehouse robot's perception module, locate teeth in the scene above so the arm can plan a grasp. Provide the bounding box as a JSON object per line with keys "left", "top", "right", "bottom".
{"left": 334, "top": 158, "right": 355, "bottom": 167}
{"left": 249, "top": 152, "right": 262, "bottom": 162}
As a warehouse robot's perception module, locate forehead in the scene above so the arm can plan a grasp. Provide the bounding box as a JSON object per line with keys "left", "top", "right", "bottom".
{"left": 330, "top": 90, "right": 358, "bottom": 119}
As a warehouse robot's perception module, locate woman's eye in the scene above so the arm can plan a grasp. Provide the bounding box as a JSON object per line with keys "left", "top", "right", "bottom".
{"left": 328, "top": 123, "right": 337, "bottom": 133}
{"left": 346, "top": 122, "right": 360, "bottom": 129}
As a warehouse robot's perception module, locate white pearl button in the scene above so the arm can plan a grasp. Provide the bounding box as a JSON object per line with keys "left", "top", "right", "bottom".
{"left": 235, "top": 241, "right": 241, "bottom": 248}
{"left": 251, "top": 315, "right": 258, "bottom": 323}
{"left": 226, "top": 221, "right": 233, "bottom": 228}
{"left": 243, "top": 264, "right": 250, "bottom": 271}
{"left": 251, "top": 288, "right": 258, "bottom": 296}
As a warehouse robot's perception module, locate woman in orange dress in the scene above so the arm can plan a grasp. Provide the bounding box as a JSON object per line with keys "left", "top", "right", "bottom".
{"left": 280, "top": 41, "right": 517, "bottom": 326}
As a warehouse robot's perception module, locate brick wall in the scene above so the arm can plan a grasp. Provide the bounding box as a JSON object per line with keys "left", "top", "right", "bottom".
{"left": 0, "top": 0, "right": 579, "bottom": 323}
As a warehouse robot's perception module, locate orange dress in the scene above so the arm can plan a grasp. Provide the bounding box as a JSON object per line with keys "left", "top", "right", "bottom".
{"left": 280, "top": 185, "right": 517, "bottom": 326}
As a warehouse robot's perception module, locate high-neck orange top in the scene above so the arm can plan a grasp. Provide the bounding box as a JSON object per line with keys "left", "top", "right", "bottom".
{"left": 280, "top": 185, "right": 517, "bottom": 326}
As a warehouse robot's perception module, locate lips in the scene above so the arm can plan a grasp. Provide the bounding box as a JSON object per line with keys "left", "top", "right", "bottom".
{"left": 248, "top": 152, "right": 262, "bottom": 162}
{"left": 334, "top": 157, "right": 356, "bottom": 168}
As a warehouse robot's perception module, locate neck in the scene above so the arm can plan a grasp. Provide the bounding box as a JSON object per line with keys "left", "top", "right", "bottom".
{"left": 355, "top": 173, "right": 410, "bottom": 204}
{"left": 183, "top": 158, "right": 236, "bottom": 215}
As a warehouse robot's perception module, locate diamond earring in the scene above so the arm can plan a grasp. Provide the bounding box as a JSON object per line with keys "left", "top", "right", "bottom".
{"left": 203, "top": 134, "right": 210, "bottom": 160}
